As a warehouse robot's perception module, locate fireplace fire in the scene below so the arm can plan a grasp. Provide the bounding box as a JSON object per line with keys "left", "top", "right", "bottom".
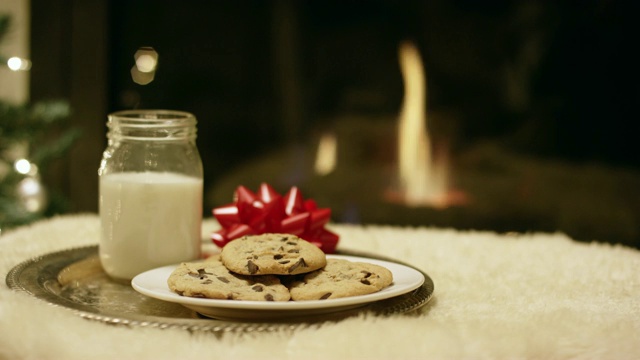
{"left": 386, "top": 42, "right": 467, "bottom": 209}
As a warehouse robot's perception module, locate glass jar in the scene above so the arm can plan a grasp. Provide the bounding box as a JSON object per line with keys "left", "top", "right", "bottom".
{"left": 98, "top": 110, "right": 203, "bottom": 282}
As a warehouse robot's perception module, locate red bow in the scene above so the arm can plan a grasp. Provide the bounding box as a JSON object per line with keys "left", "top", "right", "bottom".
{"left": 211, "top": 183, "right": 339, "bottom": 253}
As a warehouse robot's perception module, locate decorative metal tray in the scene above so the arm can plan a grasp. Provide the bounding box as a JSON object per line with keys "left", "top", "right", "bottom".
{"left": 6, "top": 245, "right": 434, "bottom": 334}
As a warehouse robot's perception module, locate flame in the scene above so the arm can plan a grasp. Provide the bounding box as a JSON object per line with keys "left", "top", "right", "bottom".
{"left": 392, "top": 41, "right": 458, "bottom": 208}
{"left": 314, "top": 132, "right": 338, "bottom": 176}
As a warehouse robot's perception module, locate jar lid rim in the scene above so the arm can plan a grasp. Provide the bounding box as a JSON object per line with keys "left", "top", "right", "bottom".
{"left": 109, "top": 109, "right": 195, "bottom": 121}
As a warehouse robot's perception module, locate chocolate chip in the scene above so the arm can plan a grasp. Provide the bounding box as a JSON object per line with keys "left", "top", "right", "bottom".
{"left": 280, "top": 236, "right": 289, "bottom": 242}
{"left": 265, "top": 294, "right": 274, "bottom": 301}
{"left": 217, "top": 276, "right": 230, "bottom": 283}
{"left": 197, "top": 268, "right": 214, "bottom": 279}
{"left": 361, "top": 271, "right": 372, "bottom": 278}
{"left": 320, "top": 293, "right": 332, "bottom": 300}
{"left": 279, "top": 260, "right": 290, "bottom": 264}
{"left": 360, "top": 279, "right": 371, "bottom": 285}
{"left": 288, "top": 258, "right": 307, "bottom": 273}
{"left": 287, "top": 249, "right": 299, "bottom": 253}
{"left": 202, "top": 279, "right": 213, "bottom": 284}
{"left": 286, "top": 241, "right": 297, "bottom": 245}
{"left": 274, "top": 254, "right": 284, "bottom": 260}
{"left": 252, "top": 284, "right": 264, "bottom": 292}
{"left": 188, "top": 269, "right": 212, "bottom": 280}
{"left": 247, "top": 260, "right": 259, "bottom": 274}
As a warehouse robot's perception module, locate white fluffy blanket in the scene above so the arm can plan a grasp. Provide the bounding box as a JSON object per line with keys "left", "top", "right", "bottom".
{"left": 1, "top": 214, "right": 639, "bottom": 359}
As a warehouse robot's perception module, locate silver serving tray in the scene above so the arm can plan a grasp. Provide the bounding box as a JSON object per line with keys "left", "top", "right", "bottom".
{"left": 6, "top": 245, "right": 434, "bottom": 334}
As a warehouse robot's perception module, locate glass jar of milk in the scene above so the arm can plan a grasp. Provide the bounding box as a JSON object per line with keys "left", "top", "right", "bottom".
{"left": 98, "top": 110, "right": 203, "bottom": 282}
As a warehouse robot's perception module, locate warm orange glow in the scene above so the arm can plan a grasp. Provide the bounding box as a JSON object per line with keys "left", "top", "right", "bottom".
{"left": 314, "top": 132, "right": 338, "bottom": 176}
{"left": 389, "top": 42, "right": 464, "bottom": 208}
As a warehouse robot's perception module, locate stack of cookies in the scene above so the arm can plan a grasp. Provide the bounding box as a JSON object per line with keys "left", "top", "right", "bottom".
{"left": 167, "top": 233, "right": 393, "bottom": 301}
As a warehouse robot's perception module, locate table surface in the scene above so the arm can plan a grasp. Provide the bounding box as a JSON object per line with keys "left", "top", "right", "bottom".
{"left": 2, "top": 214, "right": 639, "bottom": 359}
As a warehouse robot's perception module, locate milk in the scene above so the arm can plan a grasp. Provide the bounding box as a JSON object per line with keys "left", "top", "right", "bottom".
{"left": 99, "top": 171, "right": 203, "bottom": 281}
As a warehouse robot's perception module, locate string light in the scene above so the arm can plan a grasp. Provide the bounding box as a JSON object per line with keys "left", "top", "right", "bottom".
{"left": 6, "top": 56, "right": 31, "bottom": 71}
{"left": 14, "top": 159, "right": 32, "bottom": 174}
{"left": 131, "top": 47, "right": 158, "bottom": 85}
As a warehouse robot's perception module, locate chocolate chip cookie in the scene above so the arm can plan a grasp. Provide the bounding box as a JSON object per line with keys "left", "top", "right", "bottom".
{"left": 288, "top": 258, "right": 393, "bottom": 300}
{"left": 220, "top": 233, "right": 327, "bottom": 276}
{"left": 167, "top": 256, "right": 290, "bottom": 301}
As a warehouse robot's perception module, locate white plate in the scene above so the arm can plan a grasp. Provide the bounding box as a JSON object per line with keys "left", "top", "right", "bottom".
{"left": 131, "top": 255, "right": 425, "bottom": 320}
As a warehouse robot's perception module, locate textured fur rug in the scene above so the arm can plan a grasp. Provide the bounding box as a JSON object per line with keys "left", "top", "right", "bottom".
{"left": 1, "top": 214, "right": 639, "bottom": 359}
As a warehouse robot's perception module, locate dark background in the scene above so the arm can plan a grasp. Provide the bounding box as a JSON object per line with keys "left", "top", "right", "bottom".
{"left": 30, "top": 0, "right": 640, "bottom": 247}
